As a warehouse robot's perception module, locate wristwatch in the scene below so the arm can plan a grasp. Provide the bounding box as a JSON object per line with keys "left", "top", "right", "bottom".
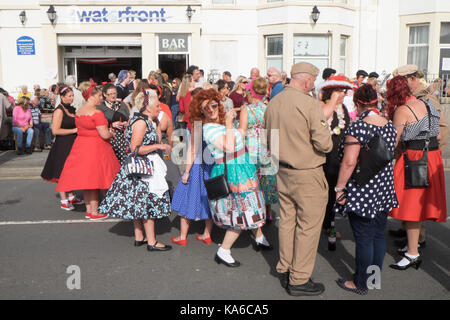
{"left": 334, "top": 187, "right": 347, "bottom": 193}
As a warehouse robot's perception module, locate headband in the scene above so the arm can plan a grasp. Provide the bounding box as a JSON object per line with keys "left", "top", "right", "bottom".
{"left": 357, "top": 98, "right": 378, "bottom": 105}
{"left": 60, "top": 87, "right": 69, "bottom": 94}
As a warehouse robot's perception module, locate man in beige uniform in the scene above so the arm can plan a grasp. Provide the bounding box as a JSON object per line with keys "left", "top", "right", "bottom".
{"left": 264, "top": 62, "right": 333, "bottom": 296}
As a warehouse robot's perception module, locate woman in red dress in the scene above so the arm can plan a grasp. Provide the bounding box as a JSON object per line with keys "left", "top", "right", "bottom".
{"left": 56, "top": 86, "right": 121, "bottom": 220}
{"left": 387, "top": 76, "right": 447, "bottom": 270}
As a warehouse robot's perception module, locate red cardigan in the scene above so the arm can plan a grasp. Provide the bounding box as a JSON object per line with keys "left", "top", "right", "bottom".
{"left": 179, "top": 91, "right": 193, "bottom": 130}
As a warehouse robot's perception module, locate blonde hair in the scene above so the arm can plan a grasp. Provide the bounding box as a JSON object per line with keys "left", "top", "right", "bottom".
{"left": 78, "top": 81, "right": 91, "bottom": 94}
{"left": 17, "top": 96, "right": 30, "bottom": 110}
{"left": 202, "top": 82, "right": 215, "bottom": 90}
{"left": 135, "top": 89, "right": 158, "bottom": 112}
{"left": 230, "top": 76, "right": 246, "bottom": 94}
{"left": 179, "top": 74, "right": 193, "bottom": 98}
{"left": 252, "top": 77, "right": 268, "bottom": 96}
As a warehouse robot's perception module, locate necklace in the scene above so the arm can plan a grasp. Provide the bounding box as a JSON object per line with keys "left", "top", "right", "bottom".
{"left": 328, "top": 105, "right": 346, "bottom": 135}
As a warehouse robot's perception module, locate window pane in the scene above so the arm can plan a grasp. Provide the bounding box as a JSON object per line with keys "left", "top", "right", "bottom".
{"left": 340, "top": 58, "right": 346, "bottom": 76}
{"left": 267, "top": 58, "right": 283, "bottom": 72}
{"left": 340, "top": 37, "right": 347, "bottom": 56}
{"left": 409, "top": 26, "right": 429, "bottom": 45}
{"left": 267, "top": 37, "right": 283, "bottom": 56}
{"left": 294, "top": 35, "right": 329, "bottom": 56}
{"left": 408, "top": 46, "right": 429, "bottom": 72}
{"left": 441, "top": 22, "right": 450, "bottom": 44}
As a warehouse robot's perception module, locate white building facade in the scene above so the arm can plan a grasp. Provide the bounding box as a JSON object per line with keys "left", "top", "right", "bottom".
{"left": 0, "top": 0, "right": 449, "bottom": 95}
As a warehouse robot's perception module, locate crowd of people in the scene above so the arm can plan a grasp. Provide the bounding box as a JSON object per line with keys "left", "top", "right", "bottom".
{"left": 0, "top": 61, "right": 447, "bottom": 297}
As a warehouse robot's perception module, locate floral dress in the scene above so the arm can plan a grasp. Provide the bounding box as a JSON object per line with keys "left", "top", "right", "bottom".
{"left": 98, "top": 114, "right": 171, "bottom": 220}
{"left": 244, "top": 102, "right": 278, "bottom": 205}
{"left": 203, "top": 123, "right": 266, "bottom": 230}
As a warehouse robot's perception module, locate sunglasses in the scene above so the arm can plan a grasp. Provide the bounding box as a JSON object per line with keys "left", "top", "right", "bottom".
{"left": 202, "top": 102, "right": 219, "bottom": 111}
{"left": 337, "top": 88, "right": 348, "bottom": 93}
{"left": 242, "top": 81, "right": 249, "bottom": 84}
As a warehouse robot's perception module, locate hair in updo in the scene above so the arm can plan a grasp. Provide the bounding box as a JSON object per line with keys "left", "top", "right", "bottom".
{"left": 59, "top": 85, "right": 73, "bottom": 97}
{"left": 353, "top": 84, "right": 378, "bottom": 109}
{"left": 135, "top": 89, "right": 158, "bottom": 113}
{"left": 251, "top": 77, "right": 268, "bottom": 96}
{"left": 386, "top": 75, "right": 411, "bottom": 120}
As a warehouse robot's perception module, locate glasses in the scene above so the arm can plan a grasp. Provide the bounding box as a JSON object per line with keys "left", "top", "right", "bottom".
{"left": 242, "top": 81, "right": 249, "bottom": 84}
{"left": 202, "top": 102, "right": 219, "bottom": 111}
{"left": 337, "top": 88, "right": 348, "bottom": 93}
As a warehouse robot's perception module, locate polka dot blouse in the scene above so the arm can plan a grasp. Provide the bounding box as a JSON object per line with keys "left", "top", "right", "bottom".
{"left": 335, "top": 112, "right": 399, "bottom": 218}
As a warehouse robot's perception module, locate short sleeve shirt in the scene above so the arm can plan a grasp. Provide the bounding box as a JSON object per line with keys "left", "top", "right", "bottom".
{"left": 337, "top": 113, "right": 398, "bottom": 218}
{"left": 203, "top": 123, "right": 244, "bottom": 159}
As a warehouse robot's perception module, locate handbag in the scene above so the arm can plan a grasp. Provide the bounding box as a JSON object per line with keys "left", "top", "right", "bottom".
{"left": 202, "top": 130, "right": 231, "bottom": 200}
{"left": 124, "top": 145, "right": 153, "bottom": 178}
{"left": 403, "top": 100, "right": 431, "bottom": 188}
{"left": 352, "top": 117, "right": 394, "bottom": 186}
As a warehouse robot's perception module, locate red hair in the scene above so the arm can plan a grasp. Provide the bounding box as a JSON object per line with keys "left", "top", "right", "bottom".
{"left": 386, "top": 76, "right": 412, "bottom": 120}
{"left": 189, "top": 88, "right": 226, "bottom": 125}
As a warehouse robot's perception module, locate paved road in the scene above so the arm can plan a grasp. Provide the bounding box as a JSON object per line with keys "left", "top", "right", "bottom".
{"left": 0, "top": 150, "right": 449, "bottom": 300}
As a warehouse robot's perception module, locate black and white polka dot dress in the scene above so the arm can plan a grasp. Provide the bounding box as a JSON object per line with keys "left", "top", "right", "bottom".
{"left": 335, "top": 111, "right": 399, "bottom": 219}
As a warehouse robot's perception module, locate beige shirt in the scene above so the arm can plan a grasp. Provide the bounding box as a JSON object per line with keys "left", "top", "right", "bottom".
{"left": 264, "top": 84, "right": 332, "bottom": 170}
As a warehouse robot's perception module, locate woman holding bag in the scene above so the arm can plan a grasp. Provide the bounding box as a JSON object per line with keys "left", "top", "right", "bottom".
{"left": 387, "top": 76, "right": 447, "bottom": 270}
{"left": 190, "top": 89, "right": 271, "bottom": 267}
{"left": 99, "top": 89, "right": 173, "bottom": 251}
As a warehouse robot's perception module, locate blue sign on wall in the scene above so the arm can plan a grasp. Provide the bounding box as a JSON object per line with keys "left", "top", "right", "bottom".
{"left": 17, "top": 36, "right": 35, "bottom": 55}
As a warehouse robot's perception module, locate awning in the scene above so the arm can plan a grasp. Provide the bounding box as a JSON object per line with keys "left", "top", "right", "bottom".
{"left": 57, "top": 34, "right": 141, "bottom": 46}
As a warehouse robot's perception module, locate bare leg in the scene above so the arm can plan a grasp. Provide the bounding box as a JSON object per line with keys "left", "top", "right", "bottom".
{"left": 143, "top": 219, "right": 167, "bottom": 248}
{"left": 221, "top": 229, "right": 241, "bottom": 250}
{"left": 84, "top": 190, "right": 99, "bottom": 216}
{"left": 134, "top": 219, "right": 146, "bottom": 241}
{"left": 173, "top": 216, "right": 190, "bottom": 241}
{"left": 405, "top": 221, "right": 420, "bottom": 256}
{"left": 59, "top": 192, "right": 68, "bottom": 201}
{"left": 201, "top": 219, "right": 214, "bottom": 239}
{"left": 82, "top": 190, "right": 92, "bottom": 213}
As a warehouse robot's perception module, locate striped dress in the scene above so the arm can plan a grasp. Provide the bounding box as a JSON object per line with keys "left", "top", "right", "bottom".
{"left": 203, "top": 123, "right": 266, "bottom": 230}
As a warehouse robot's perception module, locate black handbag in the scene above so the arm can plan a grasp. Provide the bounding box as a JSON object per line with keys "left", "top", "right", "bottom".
{"left": 202, "top": 132, "right": 231, "bottom": 201}
{"left": 403, "top": 101, "right": 431, "bottom": 188}
{"left": 352, "top": 120, "right": 394, "bottom": 186}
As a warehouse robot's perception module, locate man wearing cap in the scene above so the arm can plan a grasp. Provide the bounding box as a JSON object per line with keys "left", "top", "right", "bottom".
{"left": 353, "top": 70, "right": 368, "bottom": 89}
{"left": 265, "top": 62, "right": 333, "bottom": 296}
{"left": 394, "top": 64, "right": 449, "bottom": 149}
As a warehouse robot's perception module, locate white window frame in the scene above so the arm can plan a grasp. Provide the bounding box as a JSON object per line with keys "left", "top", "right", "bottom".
{"left": 265, "top": 35, "right": 283, "bottom": 72}
{"left": 407, "top": 24, "right": 430, "bottom": 73}
{"left": 292, "top": 34, "right": 331, "bottom": 66}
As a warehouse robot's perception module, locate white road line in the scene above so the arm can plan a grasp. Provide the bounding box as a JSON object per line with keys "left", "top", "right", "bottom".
{"left": 0, "top": 219, "right": 123, "bottom": 226}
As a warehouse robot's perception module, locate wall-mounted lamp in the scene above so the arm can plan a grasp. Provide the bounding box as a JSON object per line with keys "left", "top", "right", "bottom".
{"left": 47, "top": 5, "right": 57, "bottom": 25}
{"left": 19, "top": 11, "right": 26, "bottom": 26}
{"left": 186, "top": 5, "right": 195, "bottom": 23}
{"left": 311, "top": 6, "right": 320, "bottom": 24}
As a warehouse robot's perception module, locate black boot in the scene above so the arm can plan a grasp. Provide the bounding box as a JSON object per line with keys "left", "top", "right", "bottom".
{"left": 25, "top": 147, "right": 32, "bottom": 154}
{"left": 17, "top": 148, "right": 24, "bottom": 155}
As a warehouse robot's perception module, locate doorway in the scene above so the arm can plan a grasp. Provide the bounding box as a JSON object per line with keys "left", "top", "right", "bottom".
{"left": 158, "top": 54, "right": 188, "bottom": 80}
{"left": 76, "top": 58, "right": 142, "bottom": 84}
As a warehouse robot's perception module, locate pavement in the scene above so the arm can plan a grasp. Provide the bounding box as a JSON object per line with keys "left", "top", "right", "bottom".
{"left": 0, "top": 149, "right": 448, "bottom": 300}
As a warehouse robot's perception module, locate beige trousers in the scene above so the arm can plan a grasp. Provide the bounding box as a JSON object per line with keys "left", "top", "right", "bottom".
{"left": 276, "top": 166, "right": 328, "bottom": 286}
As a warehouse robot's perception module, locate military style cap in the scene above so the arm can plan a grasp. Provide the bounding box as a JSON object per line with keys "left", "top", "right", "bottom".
{"left": 291, "top": 62, "right": 320, "bottom": 77}
{"left": 394, "top": 64, "right": 419, "bottom": 77}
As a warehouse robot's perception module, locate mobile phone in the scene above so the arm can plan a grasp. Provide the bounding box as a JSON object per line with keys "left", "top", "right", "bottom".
{"left": 337, "top": 193, "right": 347, "bottom": 202}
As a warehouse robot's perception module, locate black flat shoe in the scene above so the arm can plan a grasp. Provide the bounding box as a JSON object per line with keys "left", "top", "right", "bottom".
{"left": 336, "top": 278, "right": 368, "bottom": 295}
{"left": 287, "top": 279, "right": 325, "bottom": 296}
{"left": 214, "top": 254, "right": 241, "bottom": 267}
{"left": 147, "top": 242, "right": 172, "bottom": 252}
{"left": 279, "top": 271, "right": 290, "bottom": 289}
{"left": 389, "top": 255, "right": 422, "bottom": 270}
{"left": 134, "top": 240, "right": 148, "bottom": 247}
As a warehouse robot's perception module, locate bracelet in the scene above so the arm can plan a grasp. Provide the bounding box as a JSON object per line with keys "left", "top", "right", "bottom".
{"left": 334, "top": 186, "right": 347, "bottom": 193}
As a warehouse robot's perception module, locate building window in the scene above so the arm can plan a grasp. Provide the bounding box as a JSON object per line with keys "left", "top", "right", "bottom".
{"left": 441, "top": 22, "right": 450, "bottom": 44}
{"left": 266, "top": 35, "right": 283, "bottom": 72}
{"left": 340, "top": 36, "right": 347, "bottom": 75}
{"left": 408, "top": 25, "right": 429, "bottom": 73}
{"left": 293, "top": 35, "right": 330, "bottom": 82}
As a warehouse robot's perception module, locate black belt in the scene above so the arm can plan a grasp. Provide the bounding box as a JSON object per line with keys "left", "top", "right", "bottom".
{"left": 405, "top": 137, "right": 439, "bottom": 151}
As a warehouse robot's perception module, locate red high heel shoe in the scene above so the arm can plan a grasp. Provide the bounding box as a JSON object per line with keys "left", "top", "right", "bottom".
{"left": 196, "top": 234, "right": 212, "bottom": 244}
{"left": 171, "top": 236, "right": 187, "bottom": 246}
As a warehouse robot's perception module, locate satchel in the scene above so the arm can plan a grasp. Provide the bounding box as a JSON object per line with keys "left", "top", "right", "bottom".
{"left": 202, "top": 131, "right": 231, "bottom": 200}
{"left": 124, "top": 145, "right": 153, "bottom": 178}
{"left": 352, "top": 126, "right": 394, "bottom": 186}
{"left": 403, "top": 101, "right": 431, "bottom": 188}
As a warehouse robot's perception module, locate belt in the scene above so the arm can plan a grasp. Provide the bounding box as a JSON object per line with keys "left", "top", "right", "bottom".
{"left": 279, "top": 162, "right": 296, "bottom": 170}
{"left": 405, "top": 137, "right": 439, "bottom": 151}
{"left": 216, "top": 147, "right": 246, "bottom": 164}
